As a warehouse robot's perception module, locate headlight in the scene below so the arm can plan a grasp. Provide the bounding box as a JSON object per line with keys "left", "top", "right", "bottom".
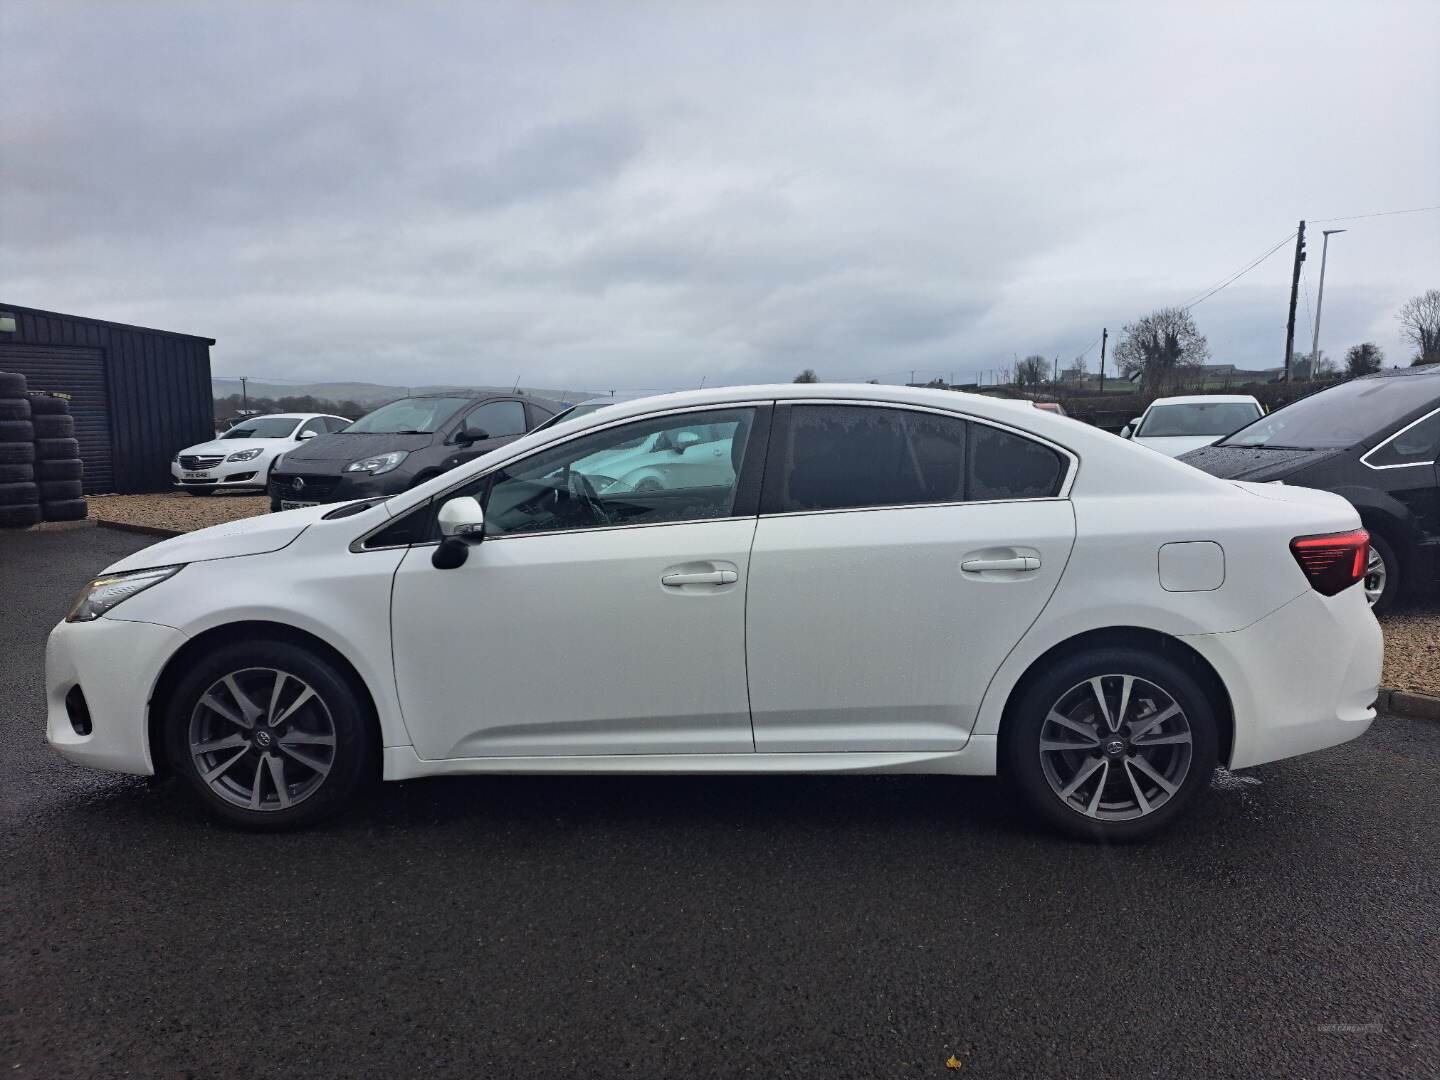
{"left": 226, "top": 448, "right": 264, "bottom": 462}
{"left": 66, "top": 565, "right": 183, "bottom": 623}
{"left": 345, "top": 450, "right": 409, "bottom": 475}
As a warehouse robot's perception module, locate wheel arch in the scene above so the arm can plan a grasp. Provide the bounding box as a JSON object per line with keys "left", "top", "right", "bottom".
{"left": 996, "top": 626, "right": 1235, "bottom": 768}
{"left": 147, "top": 620, "right": 383, "bottom": 780}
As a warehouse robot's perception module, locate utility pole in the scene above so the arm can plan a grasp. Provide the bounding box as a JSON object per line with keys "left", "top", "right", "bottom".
{"left": 1053, "top": 356, "right": 1059, "bottom": 384}
{"left": 1098, "top": 328, "right": 1108, "bottom": 395}
{"left": 1309, "top": 229, "right": 1347, "bottom": 380}
{"left": 240, "top": 375, "right": 248, "bottom": 414}
{"left": 1283, "top": 220, "right": 1307, "bottom": 380}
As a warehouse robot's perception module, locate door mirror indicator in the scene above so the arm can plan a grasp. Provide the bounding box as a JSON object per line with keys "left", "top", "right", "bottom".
{"left": 438, "top": 496, "right": 485, "bottom": 539}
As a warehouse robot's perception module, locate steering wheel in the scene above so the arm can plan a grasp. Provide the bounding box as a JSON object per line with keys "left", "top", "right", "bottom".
{"left": 565, "top": 470, "right": 611, "bottom": 526}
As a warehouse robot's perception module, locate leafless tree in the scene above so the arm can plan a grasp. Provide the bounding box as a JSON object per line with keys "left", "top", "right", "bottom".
{"left": 1015, "top": 354, "right": 1048, "bottom": 387}
{"left": 1066, "top": 355, "right": 1088, "bottom": 382}
{"left": 1345, "top": 342, "right": 1383, "bottom": 376}
{"left": 1113, "top": 307, "right": 1210, "bottom": 392}
{"left": 793, "top": 368, "right": 819, "bottom": 383}
{"left": 1397, "top": 289, "right": 1440, "bottom": 365}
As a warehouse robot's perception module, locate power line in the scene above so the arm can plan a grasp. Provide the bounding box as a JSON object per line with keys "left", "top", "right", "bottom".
{"left": 1312, "top": 204, "right": 1440, "bottom": 223}
{"left": 1180, "top": 231, "right": 1298, "bottom": 312}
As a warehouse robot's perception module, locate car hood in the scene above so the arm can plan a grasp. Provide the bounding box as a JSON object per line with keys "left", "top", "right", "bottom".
{"left": 181, "top": 437, "right": 284, "bottom": 457}
{"left": 103, "top": 503, "right": 343, "bottom": 573}
{"left": 1132, "top": 435, "right": 1221, "bottom": 458}
{"left": 1177, "top": 444, "right": 1346, "bottom": 482}
{"left": 277, "top": 431, "right": 435, "bottom": 468}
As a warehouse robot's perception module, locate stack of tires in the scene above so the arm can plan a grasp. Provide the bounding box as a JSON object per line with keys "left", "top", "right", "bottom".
{"left": 0, "top": 371, "right": 41, "bottom": 529}
{"left": 29, "top": 393, "right": 87, "bottom": 522}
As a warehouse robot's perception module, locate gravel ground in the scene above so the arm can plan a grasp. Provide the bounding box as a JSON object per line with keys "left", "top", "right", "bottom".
{"left": 3, "top": 526, "right": 1440, "bottom": 1080}
{"left": 1379, "top": 595, "right": 1440, "bottom": 697}
{"left": 86, "top": 490, "right": 268, "bottom": 532}
{"left": 68, "top": 492, "right": 1440, "bottom": 698}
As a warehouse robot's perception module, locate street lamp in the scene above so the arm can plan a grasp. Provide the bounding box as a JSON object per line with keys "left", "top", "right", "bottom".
{"left": 1310, "top": 228, "right": 1347, "bottom": 379}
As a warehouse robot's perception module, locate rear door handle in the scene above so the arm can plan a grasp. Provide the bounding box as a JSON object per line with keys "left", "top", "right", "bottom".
{"left": 961, "top": 555, "right": 1041, "bottom": 573}
{"left": 662, "top": 569, "right": 738, "bottom": 586}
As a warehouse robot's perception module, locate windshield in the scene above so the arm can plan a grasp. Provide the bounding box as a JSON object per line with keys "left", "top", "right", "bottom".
{"left": 1137, "top": 402, "right": 1260, "bottom": 438}
{"left": 1220, "top": 378, "right": 1435, "bottom": 449}
{"left": 344, "top": 397, "right": 469, "bottom": 434}
{"left": 222, "top": 418, "right": 299, "bottom": 439}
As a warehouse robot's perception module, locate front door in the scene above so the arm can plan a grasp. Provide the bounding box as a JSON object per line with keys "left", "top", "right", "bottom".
{"left": 745, "top": 403, "right": 1077, "bottom": 752}
{"left": 390, "top": 405, "right": 766, "bottom": 760}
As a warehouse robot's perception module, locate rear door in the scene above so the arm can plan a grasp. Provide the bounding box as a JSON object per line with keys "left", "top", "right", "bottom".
{"left": 1362, "top": 407, "right": 1440, "bottom": 544}
{"left": 745, "top": 403, "right": 1076, "bottom": 752}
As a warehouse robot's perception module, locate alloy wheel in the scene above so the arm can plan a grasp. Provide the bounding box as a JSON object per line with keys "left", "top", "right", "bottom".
{"left": 188, "top": 667, "right": 337, "bottom": 811}
{"left": 1038, "top": 674, "right": 1193, "bottom": 821}
{"left": 1363, "top": 545, "right": 1387, "bottom": 608}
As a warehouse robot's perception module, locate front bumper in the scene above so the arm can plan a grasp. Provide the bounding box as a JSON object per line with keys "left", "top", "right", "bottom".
{"left": 46, "top": 616, "right": 187, "bottom": 776}
{"left": 1183, "top": 584, "right": 1382, "bottom": 769}
{"left": 171, "top": 460, "right": 265, "bottom": 491}
{"left": 268, "top": 468, "right": 410, "bottom": 506}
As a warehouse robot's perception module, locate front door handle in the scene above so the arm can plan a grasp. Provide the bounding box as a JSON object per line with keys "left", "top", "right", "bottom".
{"left": 662, "top": 569, "right": 738, "bottom": 587}
{"left": 961, "top": 555, "right": 1041, "bottom": 573}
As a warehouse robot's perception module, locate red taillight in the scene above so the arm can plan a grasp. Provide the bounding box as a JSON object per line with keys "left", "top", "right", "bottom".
{"left": 1289, "top": 529, "right": 1370, "bottom": 596}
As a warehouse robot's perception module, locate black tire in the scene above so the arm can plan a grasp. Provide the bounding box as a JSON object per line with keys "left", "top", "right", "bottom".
{"left": 26, "top": 394, "right": 70, "bottom": 415}
{"left": 0, "top": 372, "right": 26, "bottom": 396}
{"left": 0, "top": 462, "right": 33, "bottom": 483}
{"left": 0, "top": 442, "right": 35, "bottom": 464}
{"left": 39, "top": 478, "right": 83, "bottom": 501}
{"left": 35, "top": 437, "right": 78, "bottom": 460}
{"left": 40, "top": 498, "right": 87, "bottom": 522}
{"left": 0, "top": 420, "right": 34, "bottom": 443}
{"left": 0, "top": 504, "right": 41, "bottom": 529}
{"left": 33, "top": 414, "right": 75, "bottom": 439}
{"left": 35, "top": 458, "right": 82, "bottom": 481}
{"left": 1001, "top": 646, "right": 1219, "bottom": 842}
{"left": 0, "top": 481, "right": 38, "bottom": 507}
{"left": 1364, "top": 530, "right": 1401, "bottom": 616}
{"left": 270, "top": 496, "right": 283, "bottom": 512}
{"left": 163, "top": 639, "right": 377, "bottom": 829}
{"left": 0, "top": 398, "right": 31, "bottom": 421}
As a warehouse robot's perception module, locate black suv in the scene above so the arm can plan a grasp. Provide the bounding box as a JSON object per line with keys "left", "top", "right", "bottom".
{"left": 1180, "top": 365, "right": 1440, "bottom": 612}
{"left": 268, "top": 392, "right": 562, "bottom": 511}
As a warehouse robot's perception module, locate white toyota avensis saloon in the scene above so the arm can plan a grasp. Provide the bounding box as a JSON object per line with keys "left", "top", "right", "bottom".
{"left": 46, "top": 385, "right": 1382, "bottom": 840}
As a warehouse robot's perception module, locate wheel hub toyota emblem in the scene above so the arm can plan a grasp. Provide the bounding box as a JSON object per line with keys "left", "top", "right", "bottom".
{"left": 1103, "top": 737, "right": 1126, "bottom": 757}
{"left": 254, "top": 729, "right": 274, "bottom": 748}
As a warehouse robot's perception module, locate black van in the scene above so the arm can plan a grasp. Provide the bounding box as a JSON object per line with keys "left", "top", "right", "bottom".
{"left": 268, "top": 391, "right": 562, "bottom": 511}
{"left": 1180, "top": 365, "right": 1440, "bottom": 613}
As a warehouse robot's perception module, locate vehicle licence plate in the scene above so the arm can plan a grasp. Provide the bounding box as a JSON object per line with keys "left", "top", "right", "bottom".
{"left": 182, "top": 470, "right": 210, "bottom": 479}
{"left": 279, "top": 500, "right": 318, "bottom": 510}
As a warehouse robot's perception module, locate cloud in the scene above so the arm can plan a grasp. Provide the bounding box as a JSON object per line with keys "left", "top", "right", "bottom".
{"left": 2, "top": 0, "right": 1437, "bottom": 391}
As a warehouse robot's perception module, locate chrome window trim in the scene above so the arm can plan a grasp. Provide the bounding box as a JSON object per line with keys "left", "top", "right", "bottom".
{"left": 349, "top": 397, "right": 1080, "bottom": 550}
{"left": 1360, "top": 406, "right": 1440, "bottom": 471}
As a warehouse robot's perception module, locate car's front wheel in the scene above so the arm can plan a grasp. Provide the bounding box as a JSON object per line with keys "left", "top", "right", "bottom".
{"left": 1002, "top": 647, "right": 1218, "bottom": 842}
{"left": 164, "top": 640, "right": 376, "bottom": 829}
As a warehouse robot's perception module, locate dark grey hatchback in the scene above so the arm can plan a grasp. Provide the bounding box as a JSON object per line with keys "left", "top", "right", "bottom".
{"left": 268, "top": 392, "right": 561, "bottom": 511}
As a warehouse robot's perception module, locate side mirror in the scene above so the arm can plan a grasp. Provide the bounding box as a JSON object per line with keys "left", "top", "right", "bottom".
{"left": 437, "top": 496, "right": 485, "bottom": 539}
{"left": 297, "top": 429, "right": 318, "bottom": 440}
{"left": 456, "top": 426, "right": 489, "bottom": 446}
{"left": 673, "top": 431, "right": 702, "bottom": 454}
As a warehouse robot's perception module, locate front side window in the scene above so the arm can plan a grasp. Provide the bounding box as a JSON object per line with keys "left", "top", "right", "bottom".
{"left": 766, "top": 404, "right": 1064, "bottom": 513}
{"left": 464, "top": 400, "right": 528, "bottom": 439}
{"left": 472, "top": 407, "right": 756, "bottom": 538}
{"left": 299, "top": 417, "right": 328, "bottom": 437}
{"left": 1137, "top": 402, "right": 1261, "bottom": 438}
{"left": 1366, "top": 410, "right": 1440, "bottom": 468}
{"left": 346, "top": 397, "right": 469, "bottom": 434}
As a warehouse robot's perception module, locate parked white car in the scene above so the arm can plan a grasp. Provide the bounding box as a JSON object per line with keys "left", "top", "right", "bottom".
{"left": 172, "top": 413, "right": 351, "bottom": 495}
{"left": 1122, "top": 395, "right": 1264, "bottom": 457}
{"left": 50, "top": 384, "right": 1380, "bottom": 840}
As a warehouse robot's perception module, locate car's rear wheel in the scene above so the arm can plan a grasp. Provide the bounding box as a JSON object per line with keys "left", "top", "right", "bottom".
{"left": 164, "top": 641, "right": 376, "bottom": 829}
{"left": 1363, "top": 532, "right": 1399, "bottom": 614}
{"left": 1003, "top": 647, "right": 1218, "bottom": 842}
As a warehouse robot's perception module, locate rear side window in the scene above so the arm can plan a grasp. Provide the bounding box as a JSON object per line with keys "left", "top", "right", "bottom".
{"left": 765, "top": 404, "right": 1065, "bottom": 513}
{"left": 1366, "top": 410, "right": 1440, "bottom": 468}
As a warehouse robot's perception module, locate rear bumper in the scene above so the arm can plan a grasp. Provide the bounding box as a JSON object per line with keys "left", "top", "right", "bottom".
{"left": 1183, "top": 585, "right": 1382, "bottom": 769}
{"left": 45, "top": 616, "right": 186, "bottom": 776}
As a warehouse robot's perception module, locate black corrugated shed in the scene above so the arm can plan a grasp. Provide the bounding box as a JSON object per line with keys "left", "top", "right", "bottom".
{"left": 0, "top": 303, "right": 214, "bottom": 493}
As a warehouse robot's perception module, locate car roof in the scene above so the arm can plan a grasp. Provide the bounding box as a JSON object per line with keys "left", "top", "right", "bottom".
{"left": 230, "top": 413, "right": 334, "bottom": 422}
{"left": 1146, "top": 395, "right": 1262, "bottom": 406}
{"left": 1359, "top": 364, "right": 1440, "bottom": 381}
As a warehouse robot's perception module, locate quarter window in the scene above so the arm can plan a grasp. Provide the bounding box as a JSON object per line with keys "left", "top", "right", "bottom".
{"left": 1366, "top": 411, "right": 1440, "bottom": 467}
{"left": 766, "top": 404, "right": 1065, "bottom": 513}
{"left": 470, "top": 407, "right": 757, "bottom": 538}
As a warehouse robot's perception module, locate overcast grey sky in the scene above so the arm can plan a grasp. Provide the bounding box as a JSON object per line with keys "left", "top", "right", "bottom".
{"left": 3, "top": 1, "right": 1437, "bottom": 391}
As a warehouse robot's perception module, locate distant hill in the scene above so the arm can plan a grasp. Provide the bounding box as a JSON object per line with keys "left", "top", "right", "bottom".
{"left": 211, "top": 379, "right": 599, "bottom": 407}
